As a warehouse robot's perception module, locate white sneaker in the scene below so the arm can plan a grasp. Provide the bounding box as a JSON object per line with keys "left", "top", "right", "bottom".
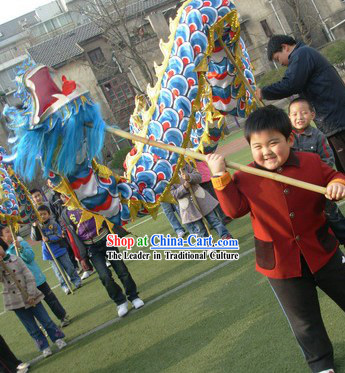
{"left": 317, "top": 370, "right": 335, "bottom": 373}
{"left": 117, "top": 301, "right": 129, "bottom": 317}
{"left": 81, "top": 270, "right": 93, "bottom": 280}
{"left": 17, "top": 362, "right": 30, "bottom": 372}
{"left": 62, "top": 287, "right": 71, "bottom": 295}
{"left": 55, "top": 338, "right": 67, "bottom": 350}
{"left": 177, "top": 231, "right": 186, "bottom": 238}
{"left": 42, "top": 347, "right": 52, "bottom": 358}
{"left": 131, "top": 297, "right": 144, "bottom": 309}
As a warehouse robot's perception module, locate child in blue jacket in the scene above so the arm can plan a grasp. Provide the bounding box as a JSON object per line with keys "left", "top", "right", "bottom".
{"left": 0, "top": 226, "right": 70, "bottom": 327}
{"left": 31, "top": 205, "right": 81, "bottom": 294}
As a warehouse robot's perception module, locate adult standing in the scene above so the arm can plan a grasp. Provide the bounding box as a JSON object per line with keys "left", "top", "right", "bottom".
{"left": 256, "top": 35, "right": 345, "bottom": 172}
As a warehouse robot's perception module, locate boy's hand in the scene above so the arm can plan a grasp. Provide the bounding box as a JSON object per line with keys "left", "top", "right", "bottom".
{"left": 325, "top": 183, "right": 345, "bottom": 201}
{"left": 205, "top": 154, "right": 226, "bottom": 176}
{"left": 27, "top": 296, "right": 36, "bottom": 306}
{"left": 255, "top": 88, "right": 263, "bottom": 101}
{"left": 180, "top": 170, "right": 190, "bottom": 181}
{"left": 42, "top": 236, "right": 49, "bottom": 242}
{"left": 184, "top": 181, "right": 191, "bottom": 189}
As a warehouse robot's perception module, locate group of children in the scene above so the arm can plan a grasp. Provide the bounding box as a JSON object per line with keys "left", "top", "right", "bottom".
{"left": 0, "top": 184, "right": 145, "bottom": 365}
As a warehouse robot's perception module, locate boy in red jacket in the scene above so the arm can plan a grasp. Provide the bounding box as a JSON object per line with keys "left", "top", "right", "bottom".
{"left": 206, "top": 105, "right": 345, "bottom": 373}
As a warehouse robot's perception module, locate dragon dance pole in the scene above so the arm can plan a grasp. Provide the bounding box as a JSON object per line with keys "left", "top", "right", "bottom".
{"left": 8, "top": 172, "right": 75, "bottom": 295}
{"left": 36, "top": 225, "right": 74, "bottom": 295}
{"left": 188, "top": 186, "right": 213, "bottom": 237}
{"left": 7, "top": 221, "right": 20, "bottom": 256}
{"left": 85, "top": 123, "right": 327, "bottom": 196}
{"left": 218, "top": 39, "right": 265, "bottom": 108}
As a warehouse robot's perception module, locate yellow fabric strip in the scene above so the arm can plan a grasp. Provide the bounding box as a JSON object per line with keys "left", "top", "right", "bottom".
{"left": 327, "top": 178, "right": 345, "bottom": 187}
{"left": 211, "top": 172, "right": 231, "bottom": 191}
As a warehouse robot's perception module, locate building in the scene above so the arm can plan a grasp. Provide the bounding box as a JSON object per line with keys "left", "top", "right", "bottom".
{"left": 1, "top": 0, "right": 345, "bottom": 135}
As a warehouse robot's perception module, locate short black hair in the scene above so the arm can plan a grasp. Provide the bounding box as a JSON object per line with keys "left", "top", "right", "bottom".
{"left": 267, "top": 35, "right": 296, "bottom": 61}
{"left": 30, "top": 188, "right": 41, "bottom": 195}
{"left": 37, "top": 205, "right": 50, "bottom": 214}
{"left": 288, "top": 97, "right": 314, "bottom": 113}
{"left": 244, "top": 105, "right": 292, "bottom": 143}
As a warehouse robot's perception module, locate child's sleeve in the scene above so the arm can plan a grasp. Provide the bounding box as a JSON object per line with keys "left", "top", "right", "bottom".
{"left": 188, "top": 167, "right": 202, "bottom": 185}
{"left": 30, "top": 225, "right": 42, "bottom": 241}
{"left": 18, "top": 241, "right": 35, "bottom": 264}
{"left": 316, "top": 132, "right": 335, "bottom": 167}
{"left": 171, "top": 183, "right": 189, "bottom": 199}
{"left": 321, "top": 159, "right": 345, "bottom": 187}
{"left": 46, "top": 223, "right": 63, "bottom": 243}
{"left": 212, "top": 172, "right": 250, "bottom": 218}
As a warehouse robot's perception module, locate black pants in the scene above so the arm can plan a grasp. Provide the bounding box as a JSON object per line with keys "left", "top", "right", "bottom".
{"left": 268, "top": 249, "right": 345, "bottom": 372}
{"left": 328, "top": 130, "right": 345, "bottom": 173}
{"left": 37, "top": 281, "right": 66, "bottom": 321}
{"left": 0, "top": 335, "right": 21, "bottom": 373}
{"left": 87, "top": 241, "right": 138, "bottom": 305}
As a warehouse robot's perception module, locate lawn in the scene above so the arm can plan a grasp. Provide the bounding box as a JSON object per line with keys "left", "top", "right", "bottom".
{"left": 1, "top": 143, "right": 345, "bottom": 373}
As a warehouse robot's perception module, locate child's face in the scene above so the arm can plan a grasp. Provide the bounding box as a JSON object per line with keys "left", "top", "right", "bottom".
{"left": 32, "top": 191, "right": 43, "bottom": 205}
{"left": 250, "top": 129, "right": 294, "bottom": 171}
{"left": 39, "top": 210, "right": 50, "bottom": 222}
{"left": 0, "top": 227, "right": 13, "bottom": 245}
{"left": 289, "top": 102, "right": 315, "bottom": 133}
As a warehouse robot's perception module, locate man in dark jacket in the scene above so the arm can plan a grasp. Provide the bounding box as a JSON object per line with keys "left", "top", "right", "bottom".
{"left": 256, "top": 35, "right": 345, "bottom": 172}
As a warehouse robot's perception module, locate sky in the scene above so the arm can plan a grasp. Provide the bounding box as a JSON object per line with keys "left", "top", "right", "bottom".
{"left": 0, "top": 0, "right": 53, "bottom": 25}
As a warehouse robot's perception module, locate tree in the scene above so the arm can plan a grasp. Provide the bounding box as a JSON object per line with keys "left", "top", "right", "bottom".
{"left": 71, "top": 0, "right": 155, "bottom": 91}
{"left": 283, "top": 0, "right": 312, "bottom": 45}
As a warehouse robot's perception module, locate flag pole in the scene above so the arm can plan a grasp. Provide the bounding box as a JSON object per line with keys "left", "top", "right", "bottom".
{"left": 85, "top": 122, "right": 327, "bottom": 196}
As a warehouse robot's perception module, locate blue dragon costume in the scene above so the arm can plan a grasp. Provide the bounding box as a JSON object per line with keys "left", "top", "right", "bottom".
{"left": 3, "top": 0, "right": 257, "bottom": 230}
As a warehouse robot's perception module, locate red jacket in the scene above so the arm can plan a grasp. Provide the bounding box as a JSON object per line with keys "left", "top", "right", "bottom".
{"left": 212, "top": 151, "right": 345, "bottom": 279}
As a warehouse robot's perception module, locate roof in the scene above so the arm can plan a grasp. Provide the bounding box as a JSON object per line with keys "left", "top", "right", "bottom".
{"left": 125, "top": 0, "right": 179, "bottom": 17}
{"left": 0, "top": 11, "right": 39, "bottom": 40}
{"left": 28, "top": 22, "right": 103, "bottom": 67}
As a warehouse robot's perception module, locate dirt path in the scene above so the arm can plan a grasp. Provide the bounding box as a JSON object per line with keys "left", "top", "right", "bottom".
{"left": 216, "top": 136, "right": 249, "bottom": 156}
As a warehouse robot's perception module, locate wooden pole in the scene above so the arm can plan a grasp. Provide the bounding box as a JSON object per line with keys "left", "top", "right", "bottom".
{"left": 8, "top": 222, "right": 20, "bottom": 257}
{"left": 87, "top": 123, "right": 327, "bottom": 196}
{"left": 37, "top": 225, "right": 74, "bottom": 294}
{"left": 218, "top": 38, "right": 265, "bottom": 108}
{"left": 0, "top": 260, "right": 28, "bottom": 300}
{"left": 188, "top": 186, "right": 213, "bottom": 237}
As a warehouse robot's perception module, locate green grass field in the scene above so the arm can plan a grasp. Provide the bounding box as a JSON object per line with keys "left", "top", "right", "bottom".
{"left": 1, "top": 141, "right": 345, "bottom": 373}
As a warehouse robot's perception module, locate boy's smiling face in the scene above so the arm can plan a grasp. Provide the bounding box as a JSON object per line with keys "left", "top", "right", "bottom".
{"left": 289, "top": 101, "right": 315, "bottom": 133}
{"left": 32, "top": 191, "right": 43, "bottom": 205}
{"left": 250, "top": 129, "right": 294, "bottom": 171}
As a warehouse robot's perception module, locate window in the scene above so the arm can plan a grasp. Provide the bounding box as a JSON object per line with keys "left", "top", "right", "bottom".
{"left": 6, "top": 67, "right": 17, "bottom": 81}
{"left": 58, "top": 13, "right": 72, "bottom": 27}
{"left": 88, "top": 48, "right": 106, "bottom": 65}
{"left": 101, "top": 74, "right": 135, "bottom": 126}
{"left": 241, "top": 22, "right": 252, "bottom": 47}
{"left": 260, "top": 20, "right": 273, "bottom": 38}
